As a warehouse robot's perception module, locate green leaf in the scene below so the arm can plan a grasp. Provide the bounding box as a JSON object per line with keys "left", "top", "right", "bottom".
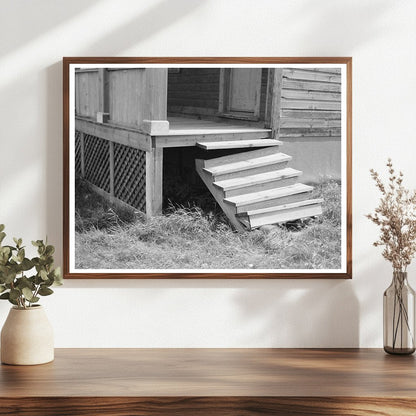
{"left": 52, "top": 267, "right": 63, "bottom": 285}
{"left": 32, "top": 240, "right": 43, "bottom": 247}
{"left": 17, "top": 276, "right": 35, "bottom": 290}
{"left": 0, "top": 232, "right": 6, "bottom": 244}
{"left": 0, "top": 292, "right": 9, "bottom": 299}
{"left": 38, "top": 287, "right": 53, "bottom": 296}
{"left": 0, "top": 286, "right": 7, "bottom": 294}
{"left": 9, "top": 288, "right": 21, "bottom": 301}
{"left": 22, "top": 287, "right": 34, "bottom": 301}
{"left": 45, "top": 245, "right": 55, "bottom": 256}
{"left": 17, "top": 248, "right": 25, "bottom": 263}
{"left": 0, "top": 224, "right": 5, "bottom": 232}
{"left": 20, "top": 258, "right": 34, "bottom": 271}
{"left": 2, "top": 271, "right": 16, "bottom": 284}
{"left": 39, "top": 269, "right": 48, "bottom": 281}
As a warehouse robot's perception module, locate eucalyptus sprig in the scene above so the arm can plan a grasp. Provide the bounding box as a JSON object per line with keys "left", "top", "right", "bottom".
{"left": 366, "top": 159, "right": 416, "bottom": 272}
{"left": 0, "top": 224, "right": 62, "bottom": 308}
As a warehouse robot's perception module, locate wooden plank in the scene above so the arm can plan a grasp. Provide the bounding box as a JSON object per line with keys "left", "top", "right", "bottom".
{"left": 205, "top": 152, "right": 292, "bottom": 177}
{"left": 225, "top": 183, "right": 313, "bottom": 207}
{"left": 264, "top": 69, "right": 283, "bottom": 138}
{"left": 282, "top": 79, "right": 342, "bottom": 92}
{"left": 154, "top": 131, "right": 271, "bottom": 148}
{"left": 1, "top": 396, "right": 416, "bottom": 416}
{"left": 281, "top": 99, "right": 341, "bottom": 111}
{"left": 204, "top": 146, "right": 283, "bottom": 168}
{"left": 108, "top": 68, "right": 145, "bottom": 127}
{"left": 214, "top": 168, "right": 301, "bottom": 191}
{"left": 216, "top": 169, "right": 302, "bottom": 198}
{"left": 76, "top": 118, "right": 151, "bottom": 151}
{"left": 304, "top": 68, "right": 341, "bottom": 74}
{"left": 280, "top": 118, "right": 341, "bottom": 128}
{"left": 144, "top": 68, "right": 168, "bottom": 120}
{"left": 2, "top": 348, "right": 416, "bottom": 397}
{"left": 146, "top": 148, "right": 163, "bottom": 217}
{"left": 281, "top": 109, "right": 341, "bottom": 119}
{"left": 196, "top": 139, "right": 281, "bottom": 150}
{"left": 247, "top": 203, "right": 323, "bottom": 228}
{"left": 279, "top": 127, "right": 341, "bottom": 138}
{"left": 97, "top": 68, "right": 110, "bottom": 116}
{"left": 281, "top": 89, "right": 341, "bottom": 101}
{"left": 283, "top": 69, "right": 341, "bottom": 83}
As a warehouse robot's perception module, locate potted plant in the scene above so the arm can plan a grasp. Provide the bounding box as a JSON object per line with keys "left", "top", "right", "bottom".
{"left": 367, "top": 159, "right": 416, "bottom": 354}
{"left": 0, "top": 224, "right": 62, "bottom": 365}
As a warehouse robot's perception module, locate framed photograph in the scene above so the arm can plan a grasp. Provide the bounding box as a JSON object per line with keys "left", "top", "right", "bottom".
{"left": 63, "top": 57, "right": 352, "bottom": 279}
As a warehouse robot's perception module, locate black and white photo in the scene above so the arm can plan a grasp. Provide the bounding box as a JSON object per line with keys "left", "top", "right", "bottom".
{"left": 63, "top": 58, "right": 352, "bottom": 278}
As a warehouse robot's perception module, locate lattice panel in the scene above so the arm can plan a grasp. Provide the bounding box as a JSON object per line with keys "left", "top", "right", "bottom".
{"left": 114, "top": 143, "right": 146, "bottom": 212}
{"left": 75, "top": 130, "right": 82, "bottom": 176}
{"left": 83, "top": 134, "right": 111, "bottom": 193}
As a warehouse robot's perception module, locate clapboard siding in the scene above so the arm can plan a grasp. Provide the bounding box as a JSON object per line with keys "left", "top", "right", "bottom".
{"left": 167, "top": 68, "right": 220, "bottom": 115}
{"left": 75, "top": 69, "right": 100, "bottom": 118}
{"left": 280, "top": 68, "right": 342, "bottom": 139}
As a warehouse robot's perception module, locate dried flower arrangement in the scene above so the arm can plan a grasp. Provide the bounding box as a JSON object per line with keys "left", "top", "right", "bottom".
{"left": 367, "top": 159, "right": 416, "bottom": 354}
{"left": 366, "top": 159, "right": 416, "bottom": 272}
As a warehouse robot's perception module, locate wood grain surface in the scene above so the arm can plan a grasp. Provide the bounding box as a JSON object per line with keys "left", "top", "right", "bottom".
{"left": 0, "top": 348, "right": 415, "bottom": 415}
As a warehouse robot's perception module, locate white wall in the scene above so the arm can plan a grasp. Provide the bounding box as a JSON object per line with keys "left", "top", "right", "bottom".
{"left": 1, "top": 0, "right": 415, "bottom": 348}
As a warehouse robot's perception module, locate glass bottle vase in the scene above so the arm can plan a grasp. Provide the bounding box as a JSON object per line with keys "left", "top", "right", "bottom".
{"left": 383, "top": 271, "right": 415, "bottom": 355}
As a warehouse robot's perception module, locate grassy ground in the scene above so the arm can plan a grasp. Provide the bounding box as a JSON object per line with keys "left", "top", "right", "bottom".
{"left": 74, "top": 179, "right": 342, "bottom": 270}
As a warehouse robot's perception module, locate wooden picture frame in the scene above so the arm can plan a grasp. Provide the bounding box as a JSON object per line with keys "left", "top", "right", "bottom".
{"left": 63, "top": 57, "right": 352, "bottom": 279}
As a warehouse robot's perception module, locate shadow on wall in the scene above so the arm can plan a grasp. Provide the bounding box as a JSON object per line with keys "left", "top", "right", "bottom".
{"left": 0, "top": 0, "right": 101, "bottom": 56}
{"left": 233, "top": 280, "right": 359, "bottom": 347}
{"left": 290, "top": 0, "right": 394, "bottom": 51}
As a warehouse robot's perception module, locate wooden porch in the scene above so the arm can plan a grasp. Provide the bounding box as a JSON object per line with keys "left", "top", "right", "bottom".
{"left": 152, "top": 116, "right": 273, "bottom": 148}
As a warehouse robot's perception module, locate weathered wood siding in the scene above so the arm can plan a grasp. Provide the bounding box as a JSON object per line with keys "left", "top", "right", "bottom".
{"left": 108, "top": 68, "right": 167, "bottom": 127}
{"left": 167, "top": 68, "right": 220, "bottom": 116}
{"left": 108, "top": 69, "right": 145, "bottom": 126}
{"left": 278, "top": 68, "right": 342, "bottom": 181}
{"left": 75, "top": 69, "right": 100, "bottom": 118}
{"left": 75, "top": 68, "right": 167, "bottom": 127}
{"left": 279, "top": 68, "right": 341, "bottom": 139}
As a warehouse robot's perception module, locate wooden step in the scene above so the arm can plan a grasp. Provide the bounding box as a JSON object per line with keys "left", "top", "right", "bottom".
{"left": 203, "top": 146, "right": 282, "bottom": 168}
{"left": 202, "top": 152, "right": 292, "bottom": 181}
{"left": 196, "top": 139, "right": 282, "bottom": 150}
{"left": 237, "top": 199, "right": 323, "bottom": 229}
{"left": 224, "top": 183, "right": 314, "bottom": 214}
{"left": 213, "top": 168, "right": 302, "bottom": 197}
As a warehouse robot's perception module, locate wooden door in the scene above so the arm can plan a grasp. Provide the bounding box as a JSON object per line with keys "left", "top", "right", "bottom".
{"left": 219, "top": 68, "right": 262, "bottom": 119}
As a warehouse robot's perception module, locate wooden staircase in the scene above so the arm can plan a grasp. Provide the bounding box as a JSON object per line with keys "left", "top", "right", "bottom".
{"left": 195, "top": 140, "right": 323, "bottom": 231}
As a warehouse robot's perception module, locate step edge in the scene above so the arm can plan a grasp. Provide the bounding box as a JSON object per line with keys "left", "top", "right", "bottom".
{"left": 237, "top": 198, "right": 324, "bottom": 216}
{"left": 213, "top": 169, "right": 302, "bottom": 191}
{"left": 224, "top": 184, "right": 315, "bottom": 206}
{"left": 204, "top": 153, "right": 293, "bottom": 175}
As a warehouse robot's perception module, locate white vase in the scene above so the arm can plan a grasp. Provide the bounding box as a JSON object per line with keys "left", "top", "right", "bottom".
{"left": 1, "top": 305, "right": 54, "bottom": 365}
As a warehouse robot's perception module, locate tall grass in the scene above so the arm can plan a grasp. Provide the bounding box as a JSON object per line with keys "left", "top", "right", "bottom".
{"left": 75, "top": 179, "right": 342, "bottom": 270}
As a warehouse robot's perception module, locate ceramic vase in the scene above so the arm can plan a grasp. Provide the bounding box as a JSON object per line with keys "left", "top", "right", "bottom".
{"left": 1, "top": 305, "right": 54, "bottom": 365}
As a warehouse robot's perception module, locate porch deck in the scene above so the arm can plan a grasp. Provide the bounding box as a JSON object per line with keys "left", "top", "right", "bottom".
{"left": 153, "top": 116, "right": 272, "bottom": 148}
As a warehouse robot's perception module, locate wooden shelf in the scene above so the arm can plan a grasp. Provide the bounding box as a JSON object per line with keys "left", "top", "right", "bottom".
{"left": 1, "top": 348, "right": 415, "bottom": 415}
